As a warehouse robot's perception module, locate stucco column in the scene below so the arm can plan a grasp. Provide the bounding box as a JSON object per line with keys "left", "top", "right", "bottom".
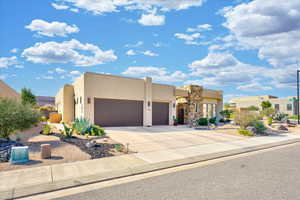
{"left": 144, "top": 77, "right": 152, "bottom": 126}
{"left": 169, "top": 98, "right": 176, "bottom": 125}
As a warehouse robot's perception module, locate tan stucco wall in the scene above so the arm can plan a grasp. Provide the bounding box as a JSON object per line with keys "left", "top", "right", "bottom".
{"left": 55, "top": 84, "right": 74, "bottom": 123}
{"left": 73, "top": 75, "right": 85, "bottom": 120}
{"left": 0, "top": 80, "right": 20, "bottom": 101}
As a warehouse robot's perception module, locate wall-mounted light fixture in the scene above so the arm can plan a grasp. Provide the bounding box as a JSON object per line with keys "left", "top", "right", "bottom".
{"left": 148, "top": 101, "right": 151, "bottom": 107}
{"left": 173, "top": 103, "right": 176, "bottom": 108}
{"left": 87, "top": 97, "right": 91, "bottom": 104}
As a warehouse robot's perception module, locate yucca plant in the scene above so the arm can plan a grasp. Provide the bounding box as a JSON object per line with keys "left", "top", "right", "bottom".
{"left": 73, "top": 117, "right": 91, "bottom": 135}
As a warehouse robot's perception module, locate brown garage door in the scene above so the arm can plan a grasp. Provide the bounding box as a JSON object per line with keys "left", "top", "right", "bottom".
{"left": 94, "top": 98, "right": 143, "bottom": 127}
{"left": 152, "top": 102, "right": 169, "bottom": 125}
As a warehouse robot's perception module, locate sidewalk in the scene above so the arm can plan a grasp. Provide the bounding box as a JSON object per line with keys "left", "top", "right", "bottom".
{"left": 1, "top": 134, "right": 300, "bottom": 200}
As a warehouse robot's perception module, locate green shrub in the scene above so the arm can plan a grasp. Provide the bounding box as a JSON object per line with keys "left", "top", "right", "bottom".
{"left": 209, "top": 117, "right": 217, "bottom": 124}
{"left": 249, "top": 121, "right": 267, "bottom": 134}
{"left": 274, "top": 113, "right": 288, "bottom": 121}
{"left": 219, "top": 118, "right": 225, "bottom": 123}
{"left": 114, "top": 144, "right": 123, "bottom": 152}
{"left": 197, "top": 118, "right": 208, "bottom": 126}
{"left": 42, "top": 124, "right": 52, "bottom": 135}
{"left": 233, "top": 110, "right": 259, "bottom": 129}
{"left": 219, "top": 110, "right": 234, "bottom": 119}
{"left": 61, "top": 123, "right": 74, "bottom": 138}
{"left": 89, "top": 125, "right": 105, "bottom": 136}
{"left": 238, "top": 129, "right": 254, "bottom": 136}
{"left": 21, "top": 88, "right": 37, "bottom": 106}
{"left": 73, "top": 118, "right": 91, "bottom": 135}
{"left": 267, "top": 117, "right": 273, "bottom": 125}
{"left": 0, "top": 98, "right": 40, "bottom": 139}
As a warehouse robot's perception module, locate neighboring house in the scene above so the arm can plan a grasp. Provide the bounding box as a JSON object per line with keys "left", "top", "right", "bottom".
{"left": 229, "top": 95, "right": 298, "bottom": 116}
{"left": 0, "top": 80, "right": 20, "bottom": 101}
{"left": 36, "top": 96, "right": 55, "bottom": 106}
{"left": 55, "top": 72, "right": 223, "bottom": 126}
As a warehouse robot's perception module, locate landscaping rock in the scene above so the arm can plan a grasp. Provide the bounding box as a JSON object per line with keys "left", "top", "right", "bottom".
{"left": 85, "top": 140, "right": 97, "bottom": 148}
{"left": 0, "top": 140, "right": 23, "bottom": 162}
{"left": 277, "top": 125, "right": 288, "bottom": 131}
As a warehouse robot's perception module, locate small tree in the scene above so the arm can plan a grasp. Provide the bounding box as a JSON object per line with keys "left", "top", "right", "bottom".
{"left": 261, "top": 101, "right": 272, "bottom": 110}
{"left": 21, "top": 88, "right": 37, "bottom": 106}
{"left": 220, "top": 110, "right": 234, "bottom": 119}
{"left": 233, "top": 110, "right": 259, "bottom": 129}
{"left": 0, "top": 98, "right": 40, "bottom": 139}
{"left": 261, "top": 107, "right": 276, "bottom": 118}
{"left": 247, "top": 106, "right": 259, "bottom": 111}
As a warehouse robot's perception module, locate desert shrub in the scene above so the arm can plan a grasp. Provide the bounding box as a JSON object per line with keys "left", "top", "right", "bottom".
{"left": 249, "top": 121, "right": 267, "bottom": 134}
{"left": 209, "top": 117, "right": 217, "bottom": 124}
{"left": 61, "top": 123, "right": 74, "bottom": 138}
{"left": 49, "top": 113, "right": 62, "bottom": 123}
{"left": 41, "top": 124, "right": 52, "bottom": 135}
{"left": 273, "top": 113, "right": 288, "bottom": 121}
{"left": 114, "top": 144, "right": 123, "bottom": 152}
{"left": 261, "top": 101, "right": 272, "bottom": 110}
{"left": 197, "top": 118, "right": 208, "bottom": 126}
{"left": 219, "top": 110, "right": 233, "bottom": 119}
{"left": 267, "top": 117, "right": 273, "bottom": 125}
{"left": 73, "top": 118, "right": 91, "bottom": 135}
{"left": 261, "top": 107, "right": 276, "bottom": 118}
{"left": 40, "top": 116, "right": 47, "bottom": 122}
{"left": 89, "top": 125, "right": 105, "bottom": 136}
{"left": 233, "top": 110, "right": 259, "bottom": 129}
{"left": 0, "top": 98, "right": 40, "bottom": 139}
{"left": 247, "top": 106, "right": 260, "bottom": 111}
{"left": 238, "top": 129, "right": 254, "bottom": 136}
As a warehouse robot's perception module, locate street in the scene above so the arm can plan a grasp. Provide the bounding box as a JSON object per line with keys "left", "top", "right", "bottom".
{"left": 46, "top": 143, "right": 300, "bottom": 200}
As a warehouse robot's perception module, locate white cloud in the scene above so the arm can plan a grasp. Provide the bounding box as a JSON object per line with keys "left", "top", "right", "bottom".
{"left": 69, "top": 70, "right": 82, "bottom": 76}
{"left": 15, "top": 65, "right": 24, "bottom": 69}
{"left": 237, "top": 82, "right": 273, "bottom": 92}
{"left": 187, "top": 52, "right": 271, "bottom": 88}
{"left": 22, "top": 39, "right": 117, "bottom": 67}
{"left": 55, "top": 67, "right": 66, "bottom": 73}
{"left": 125, "top": 41, "right": 143, "bottom": 48}
{"left": 174, "top": 32, "right": 207, "bottom": 45}
{"left": 143, "top": 50, "right": 158, "bottom": 57}
{"left": 138, "top": 14, "right": 165, "bottom": 26}
{"left": 41, "top": 75, "right": 54, "bottom": 80}
{"left": 187, "top": 24, "right": 212, "bottom": 32}
{"left": 25, "top": 19, "right": 79, "bottom": 37}
{"left": 51, "top": 3, "right": 69, "bottom": 10}
{"left": 126, "top": 49, "right": 136, "bottom": 56}
{"left": 222, "top": 0, "right": 300, "bottom": 67}
{"left": 0, "top": 56, "right": 18, "bottom": 68}
{"left": 10, "top": 48, "right": 18, "bottom": 54}
{"left": 56, "top": 0, "right": 205, "bottom": 15}
{"left": 0, "top": 74, "right": 6, "bottom": 80}
{"left": 122, "top": 66, "right": 187, "bottom": 82}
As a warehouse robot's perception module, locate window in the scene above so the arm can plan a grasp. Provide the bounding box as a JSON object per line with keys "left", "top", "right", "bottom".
{"left": 275, "top": 104, "right": 280, "bottom": 111}
{"left": 287, "top": 104, "right": 292, "bottom": 111}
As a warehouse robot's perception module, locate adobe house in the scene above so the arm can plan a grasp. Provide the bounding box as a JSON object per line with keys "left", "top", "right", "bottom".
{"left": 0, "top": 80, "right": 20, "bottom": 101}
{"left": 55, "top": 72, "right": 223, "bottom": 127}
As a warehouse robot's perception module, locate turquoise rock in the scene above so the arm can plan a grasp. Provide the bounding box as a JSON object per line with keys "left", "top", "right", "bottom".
{"left": 10, "top": 146, "right": 29, "bottom": 164}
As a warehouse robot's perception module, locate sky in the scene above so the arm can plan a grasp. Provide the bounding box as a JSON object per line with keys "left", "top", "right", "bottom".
{"left": 1, "top": 0, "right": 300, "bottom": 102}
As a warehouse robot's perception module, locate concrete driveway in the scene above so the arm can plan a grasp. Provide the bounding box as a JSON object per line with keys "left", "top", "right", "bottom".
{"left": 106, "top": 126, "right": 245, "bottom": 153}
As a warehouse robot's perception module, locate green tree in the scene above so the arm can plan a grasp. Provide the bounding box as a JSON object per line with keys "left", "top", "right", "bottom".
{"left": 247, "top": 106, "right": 259, "bottom": 111}
{"left": 0, "top": 99, "right": 40, "bottom": 139}
{"left": 21, "top": 88, "right": 37, "bottom": 106}
{"left": 261, "top": 101, "right": 272, "bottom": 110}
{"left": 220, "top": 110, "right": 234, "bottom": 119}
{"left": 233, "top": 110, "right": 260, "bottom": 130}
{"left": 261, "top": 107, "right": 276, "bottom": 118}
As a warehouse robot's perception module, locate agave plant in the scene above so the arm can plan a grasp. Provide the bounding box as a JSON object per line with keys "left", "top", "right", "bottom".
{"left": 73, "top": 117, "right": 91, "bottom": 135}
{"left": 61, "top": 123, "right": 74, "bottom": 138}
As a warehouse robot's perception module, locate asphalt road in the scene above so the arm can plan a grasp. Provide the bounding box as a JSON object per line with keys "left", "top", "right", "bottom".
{"left": 55, "top": 144, "right": 300, "bottom": 200}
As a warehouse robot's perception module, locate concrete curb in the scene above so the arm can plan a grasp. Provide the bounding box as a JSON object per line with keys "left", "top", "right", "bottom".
{"left": 2, "top": 138, "right": 300, "bottom": 200}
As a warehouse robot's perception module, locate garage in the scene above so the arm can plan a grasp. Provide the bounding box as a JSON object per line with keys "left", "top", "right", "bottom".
{"left": 94, "top": 98, "right": 143, "bottom": 127}
{"left": 152, "top": 102, "right": 169, "bottom": 125}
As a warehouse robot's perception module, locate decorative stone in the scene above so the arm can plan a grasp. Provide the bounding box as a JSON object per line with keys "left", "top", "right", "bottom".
{"left": 86, "top": 140, "right": 97, "bottom": 148}
{"left": 277, "top": 125, "right": 288, "bottom": 131}
{"left": 41, "top": 144, "right": 51, "bottom": 159}
{"left": 10, "top": 146, "right": 29, "bottom": 164}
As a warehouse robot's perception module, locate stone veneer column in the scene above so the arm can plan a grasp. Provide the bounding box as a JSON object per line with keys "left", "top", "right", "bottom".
{"left": 144, "top": 77, "right": 152, "bottom": 126}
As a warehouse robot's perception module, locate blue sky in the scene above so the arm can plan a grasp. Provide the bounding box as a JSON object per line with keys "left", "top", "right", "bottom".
{"left": 1, "top": 0, "right": 299, "bottom": 102}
